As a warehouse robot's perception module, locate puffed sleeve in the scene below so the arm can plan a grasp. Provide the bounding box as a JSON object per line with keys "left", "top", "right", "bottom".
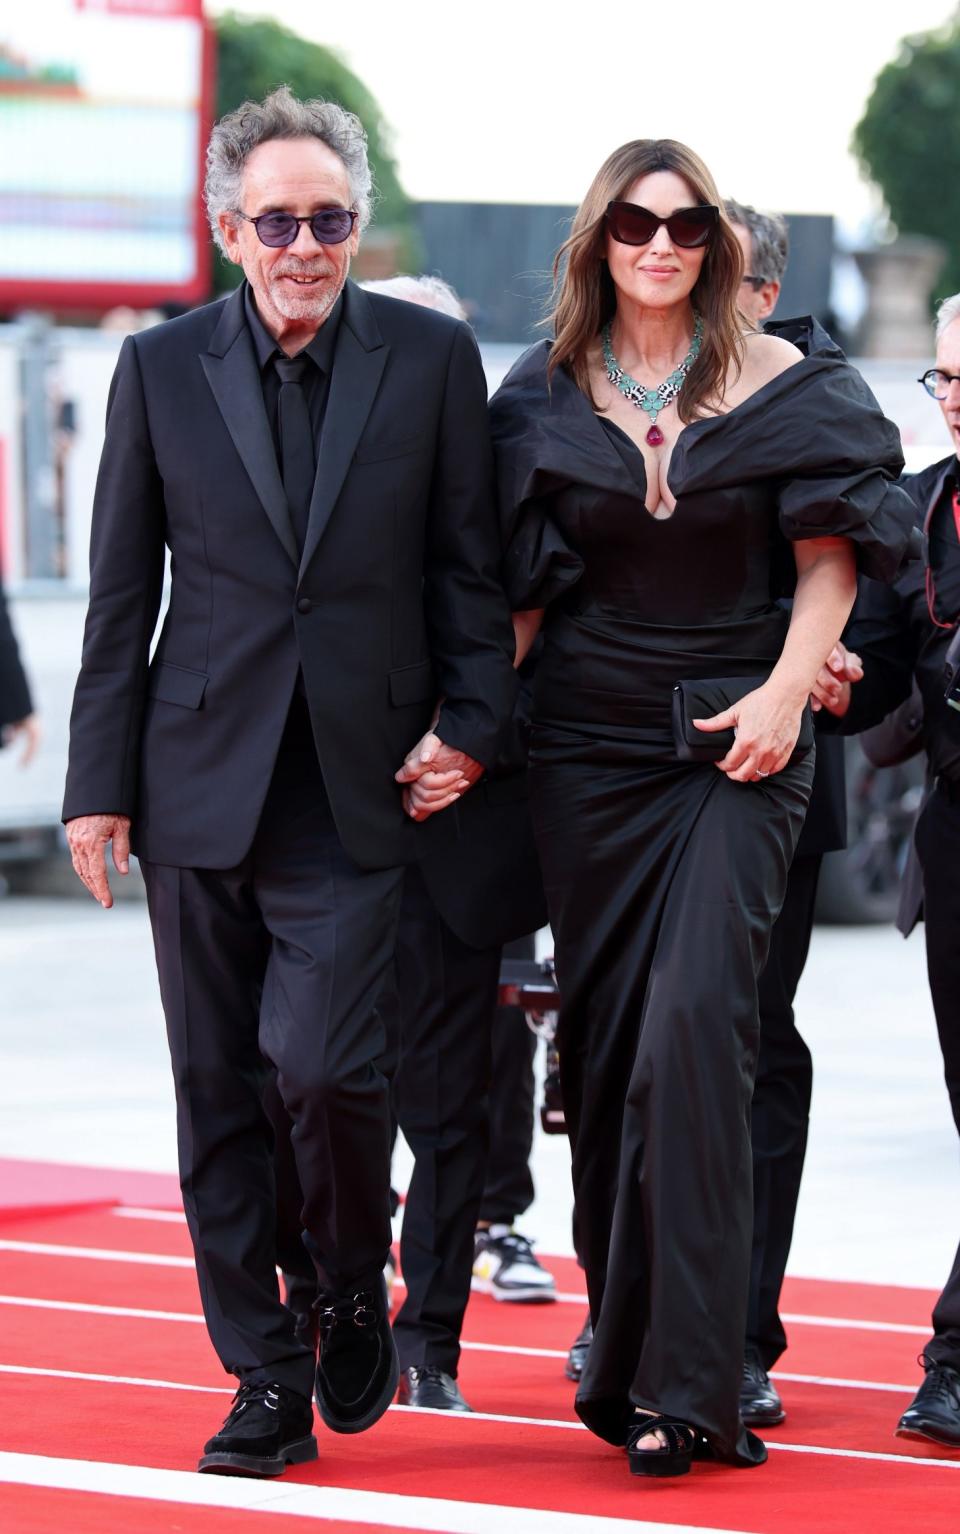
{"left": 670, "top": 348, "right": 917, "bottom": 586}
{"left": 773, "top": 359, "right": 915, "bottom": 583}
{"left": 500, "top": 498, "right": 585, "bottom": 610}
{"left": 489, "top": 342, "right": 585, "bottom": 610}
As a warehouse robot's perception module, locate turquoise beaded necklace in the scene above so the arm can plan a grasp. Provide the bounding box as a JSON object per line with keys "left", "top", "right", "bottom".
{"left": 601, "top": 313, "right": 704, "bottom": 445}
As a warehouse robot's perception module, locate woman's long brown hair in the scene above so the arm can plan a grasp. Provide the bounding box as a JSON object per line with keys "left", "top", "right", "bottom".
{"left": 547, "top": 139, "right": 745, "bottom": 421}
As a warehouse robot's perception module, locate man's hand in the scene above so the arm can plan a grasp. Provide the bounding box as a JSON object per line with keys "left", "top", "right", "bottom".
{"left": 3, "top": 713, "right": 40, "bottom": 767}
{"left": 65, "top": 813, "right": 132, "bottom": 908}
{"left": 395, "top": 732, "right": 483, "bottom": 821}
{"left": 810, "top": 642, "right": 863, "bottom": 717}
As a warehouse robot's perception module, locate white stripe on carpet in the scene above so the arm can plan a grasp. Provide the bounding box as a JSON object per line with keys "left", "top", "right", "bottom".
{"left": 0, "top": 1238, "right": 934, "bottom": 1334}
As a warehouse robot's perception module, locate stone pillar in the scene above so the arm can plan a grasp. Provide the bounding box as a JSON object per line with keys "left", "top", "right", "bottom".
{"left": 853, "top": 236, "right": 947, "bottom": 358}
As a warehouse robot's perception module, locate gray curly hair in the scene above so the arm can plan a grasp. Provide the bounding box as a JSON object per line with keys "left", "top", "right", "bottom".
{"left": 724, "top": 199, "right": 789, "bottom": 285}
{"left": 205, "top": 85, "right": 375, "bottom": 256}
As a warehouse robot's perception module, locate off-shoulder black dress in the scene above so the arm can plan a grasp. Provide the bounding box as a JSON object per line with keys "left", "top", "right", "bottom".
{"left": 489, "top": 323, "right": 912, "bottom": 1467}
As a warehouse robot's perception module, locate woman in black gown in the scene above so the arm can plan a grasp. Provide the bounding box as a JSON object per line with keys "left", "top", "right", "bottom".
{"left": 489, "top": 140, "right": 913, "bottom": 1477}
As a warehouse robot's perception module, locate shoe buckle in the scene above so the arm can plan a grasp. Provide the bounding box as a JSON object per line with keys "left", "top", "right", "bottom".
{"left": 352, "top": 1296, "right": 376, "bottom": 1328}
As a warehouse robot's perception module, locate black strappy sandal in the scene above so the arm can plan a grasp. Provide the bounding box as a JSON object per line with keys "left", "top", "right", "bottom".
{"left": 626, "top": 1413, "right": 697, "bottom": 1478}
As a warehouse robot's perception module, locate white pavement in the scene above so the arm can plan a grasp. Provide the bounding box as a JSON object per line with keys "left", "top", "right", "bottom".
{"left": 0, "top": 894, "right": 956, "bottom": 1298}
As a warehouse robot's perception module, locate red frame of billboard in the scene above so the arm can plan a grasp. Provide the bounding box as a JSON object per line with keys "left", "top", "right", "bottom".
{"left": 0, "top": 16, "right": 215, "bottom": 313}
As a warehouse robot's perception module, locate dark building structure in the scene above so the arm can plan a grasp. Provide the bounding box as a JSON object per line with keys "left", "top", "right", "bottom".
{"left": 415, "top": 203, "right": 836, "bottom": 345}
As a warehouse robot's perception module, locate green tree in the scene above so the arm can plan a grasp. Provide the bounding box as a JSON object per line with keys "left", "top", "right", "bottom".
{"left": 853, "top": 15, "right": 960, "bottom": 300}
{"left": 210, "top": 12, "right": 411, "bottom": 289}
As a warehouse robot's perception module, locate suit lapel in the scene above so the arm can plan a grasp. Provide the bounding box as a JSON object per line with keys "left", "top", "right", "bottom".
{"left": 299, "top": 282, "right": 389, "bottom": 576}
{"left": 200, "top": 288, "right": 299, "bottom": 567}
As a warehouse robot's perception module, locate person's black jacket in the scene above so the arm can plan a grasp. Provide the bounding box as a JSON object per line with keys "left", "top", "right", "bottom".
{"left": 0, "top": 578, "right": 32, "bottom": 732}
{"left": 62, "top": 281, "right": 517, "bottom": 871}
{"left": 840, "top": 454, "right": 957, "bottom": 759}
{"left": 416, "top": 646, "right": 548, "bottom": 948}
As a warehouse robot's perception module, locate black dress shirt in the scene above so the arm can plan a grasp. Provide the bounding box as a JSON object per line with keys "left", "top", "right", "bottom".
{"left": 243, "top": 284, "right": 342, "bottom": 460}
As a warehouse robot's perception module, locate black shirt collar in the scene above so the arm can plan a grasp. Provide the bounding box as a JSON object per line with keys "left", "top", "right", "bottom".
{"left": 243, "top": 283, "right": 343, "bottom": 374}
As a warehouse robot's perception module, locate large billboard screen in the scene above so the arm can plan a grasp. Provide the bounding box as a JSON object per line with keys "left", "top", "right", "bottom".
{"left": 0, "top": 0, "right": 212, "bottom": 311}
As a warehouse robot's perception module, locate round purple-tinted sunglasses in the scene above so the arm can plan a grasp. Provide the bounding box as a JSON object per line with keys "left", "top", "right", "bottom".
{"left": 235, "top": 208, "right": 358, "bottom": 248}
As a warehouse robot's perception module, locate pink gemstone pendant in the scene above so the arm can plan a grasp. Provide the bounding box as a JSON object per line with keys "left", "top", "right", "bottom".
{"left": 645, "top": 424, "right": 664, "bottom": 446}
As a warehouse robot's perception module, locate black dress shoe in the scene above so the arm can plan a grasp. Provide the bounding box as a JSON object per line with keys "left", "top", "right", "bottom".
{"left": 740, "top": 1346, "right": 785, "bottom": 1426}
{"left": 397, "top": 1365, "right": 472, "bottom": 1411}
{"left": 895, "top": 1359, "right": 960, "bottom": 1447}
{"left": 198, "top": 1381, "right": 317, "bottom": 1476}
{"left": 565, "top": 1311, "right": 593, "bottom": 1382}
{"left": 314, "top": 1273, "right": 399, "bottom": 1434}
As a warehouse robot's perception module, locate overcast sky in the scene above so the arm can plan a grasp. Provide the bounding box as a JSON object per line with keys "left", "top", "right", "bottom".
{"left": 208, "top": 0, "right": 955, "bottom": 235}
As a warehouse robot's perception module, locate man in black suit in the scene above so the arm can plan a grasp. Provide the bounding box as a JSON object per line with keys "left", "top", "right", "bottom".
{"left": 729, "top": 205, "right": 849, "bottom": 1426}
{"left": 820, "top": 294, "right": 960, "bottom": 1450}
{"left": 63, "top": 87, "right": 515, "bottom": 1478}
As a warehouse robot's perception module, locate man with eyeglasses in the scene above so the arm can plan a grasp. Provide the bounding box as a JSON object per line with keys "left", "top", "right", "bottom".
{"left": 713, "top": 201, "right": 852, "bottom": 1430}
{"left": 817, "top": 294, "right": 960, "bottom": 1450}
{"left": 62, "top": 87, "right": 516, "bottom": 1477}
{"left": 726, "top": 199, "right": 789, "bottom": 331}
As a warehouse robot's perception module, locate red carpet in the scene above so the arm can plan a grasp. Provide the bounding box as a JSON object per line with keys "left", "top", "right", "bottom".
{"left": 0, "top": 1163, "right": 957, "bottom": 1533}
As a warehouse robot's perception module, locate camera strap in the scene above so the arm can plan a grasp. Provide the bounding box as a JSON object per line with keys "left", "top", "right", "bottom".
{"left": 924, "top": 485, "right": 960, "bottom": 631}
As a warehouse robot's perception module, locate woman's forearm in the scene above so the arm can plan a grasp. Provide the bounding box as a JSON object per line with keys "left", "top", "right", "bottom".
{"left": 513, "top": 608, "right": 544, "bottom": 667}
{"left": 769, "top": 538, "right": 857, "bottom": 705}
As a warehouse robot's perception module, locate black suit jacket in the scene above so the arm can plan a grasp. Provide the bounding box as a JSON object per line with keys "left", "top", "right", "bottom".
{"left": 63, "top": 282, "right": 517, "bottom": 870}
{"left": 0, "top": 578, "right": 32, "bottom": 732}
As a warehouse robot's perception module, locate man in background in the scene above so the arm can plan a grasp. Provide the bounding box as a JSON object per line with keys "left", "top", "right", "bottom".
{"left": 726, "top": 203, "right": 849, "bottom": 1427}
{"left": 819, "top": 295, "right": 960, "bottom": 1450}
{"left": 282, "top": 274, "right": 554, "bottom": 1418}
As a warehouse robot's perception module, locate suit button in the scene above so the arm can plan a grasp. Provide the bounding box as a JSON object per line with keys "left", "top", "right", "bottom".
{"left": 297, "top": 598, "right": 312, "bottom": 614}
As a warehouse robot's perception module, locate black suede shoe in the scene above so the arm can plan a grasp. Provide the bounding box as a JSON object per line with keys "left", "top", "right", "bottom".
{"left": 740, "top": 1346, "right": 785, "bottom": 1426}
{"left": 397, "top": 1365, "right": 472, "bottom": 1411}
{"left": 314, "top": 1273, "right": 399, "bottom": 1434}
{"left": 198, "top": 1381, "right": 317, "bottom": 1476}
{"left": 896, "top": 1358, "right": 960, "bottom": 1448}
{"left": 565, "top": 1311, "right": 593, "bottom": 1382}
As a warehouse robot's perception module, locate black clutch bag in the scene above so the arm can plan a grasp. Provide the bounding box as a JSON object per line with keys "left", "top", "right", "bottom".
{"left": 671, "top": 676, "right": 815, "bottom": 764}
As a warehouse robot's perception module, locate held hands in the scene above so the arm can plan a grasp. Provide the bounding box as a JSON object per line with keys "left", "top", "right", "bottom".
{"left": 65, "top": 813, "right": 131, "bottom": 908}
{"left": 810, "top": 642, "right": 862, "bottom": 717}
{"left": 693, "top": 683, "right": 804, "bottom": 783}
{"left": 394, "top": 731, "right": 484, "bottom": 821}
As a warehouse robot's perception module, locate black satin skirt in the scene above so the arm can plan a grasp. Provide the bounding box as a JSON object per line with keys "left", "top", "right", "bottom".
{"left": 529, "top": 607, "right": 813, "bottom": 1465}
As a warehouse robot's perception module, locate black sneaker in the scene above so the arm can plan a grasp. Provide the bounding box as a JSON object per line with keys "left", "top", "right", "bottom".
{"left": 198, "top": 1381, "right": 317, "bottom": 1477}
{"left": 740, "top": 1346, "right": 785, "bottom": 1427}
{"left": 314, "top": 1273, "right": 399, "bottom": 1434}
{"left": 896, "top": 1357, "right": 960, "bottom": 1448}
{"left": 565, "top": 1311, "right": 593, "bottom": 1382}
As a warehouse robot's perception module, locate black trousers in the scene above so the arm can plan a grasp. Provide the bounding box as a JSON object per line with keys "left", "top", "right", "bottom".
{"left": 391, "top": 865, "right": 501, "bottom": 1374}
{"left": 747, "top": 852, "right": 821, "bottom": 1368}
{"left": 478, "top": 933, "right": 538, "bottom": 1226}
{"left": 914, "top": 782, "right": 960, "bottom": 1369}
{"left": 141, "top": 697, "right": 403, "bottom": 1397}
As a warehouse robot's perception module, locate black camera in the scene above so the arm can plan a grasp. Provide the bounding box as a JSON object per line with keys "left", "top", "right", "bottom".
{"left": 945, "top": 626, "right": 960, "bottom": 714}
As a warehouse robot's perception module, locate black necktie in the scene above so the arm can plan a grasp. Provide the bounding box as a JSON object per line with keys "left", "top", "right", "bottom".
{"left": 274, "top": 354, "right": 315, "bottom": 556}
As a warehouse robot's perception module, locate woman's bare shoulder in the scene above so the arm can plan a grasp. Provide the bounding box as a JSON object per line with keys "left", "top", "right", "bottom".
{"left": 742, "top": 329, "right": 804, "bottom": 386}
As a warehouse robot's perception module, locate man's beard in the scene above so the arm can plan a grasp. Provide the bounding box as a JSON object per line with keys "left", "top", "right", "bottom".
{"left": 267, "top": 263, "right": 344, "bottom": 323}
